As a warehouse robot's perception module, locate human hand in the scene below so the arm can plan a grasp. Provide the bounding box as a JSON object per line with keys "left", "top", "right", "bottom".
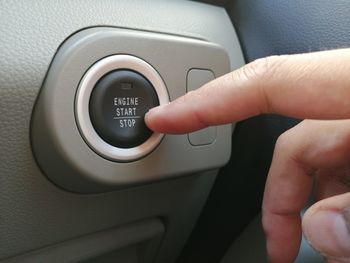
{"left": 145, "top": 49, "right": 350, "bottom": 263}
{"left": 263, "top": 119, "right": 350, "bottom": 263}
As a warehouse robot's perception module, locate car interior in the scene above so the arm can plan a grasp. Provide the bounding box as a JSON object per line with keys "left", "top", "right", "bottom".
{"left": 1, "top": 0, "right": 349, "bottom": 262}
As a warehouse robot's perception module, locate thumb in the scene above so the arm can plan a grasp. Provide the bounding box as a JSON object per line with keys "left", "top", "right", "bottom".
{"left": 302, "top": 192, "right": 350, "bottom": 262}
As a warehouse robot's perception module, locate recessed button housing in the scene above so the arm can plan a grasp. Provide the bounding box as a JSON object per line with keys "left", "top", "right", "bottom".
{"left": 31, "top": 27, "right": 233, "bottom": 192}
{"left": 89, "top": 70, "right": 159, "bottom": 148}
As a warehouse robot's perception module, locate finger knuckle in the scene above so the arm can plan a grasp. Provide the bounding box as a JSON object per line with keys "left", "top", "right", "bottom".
{"left": 241, "top": 55, "right": 283, "bottom": 81}
{"left": 275, "top": 130, "right": 295, "bottom": 152}
{"left": 235, "top": 55, "right": 289, "bottom": 113}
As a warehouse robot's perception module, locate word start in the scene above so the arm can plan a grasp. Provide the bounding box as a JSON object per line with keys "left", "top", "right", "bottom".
{"left": 113, "top": 97, "right": 141, "bottom": 128}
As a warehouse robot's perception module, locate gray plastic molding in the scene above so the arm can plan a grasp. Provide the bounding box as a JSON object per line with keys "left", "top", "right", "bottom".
{"left": 3, "top": 218, "right": 164, "bottom": 263}
{"left": 31, "top": 27, "right": 231, "bottom": 193}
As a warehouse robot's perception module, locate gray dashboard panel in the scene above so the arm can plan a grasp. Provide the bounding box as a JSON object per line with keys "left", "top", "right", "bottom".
{"left": 4, "top": 219, "right": 164, "bottom": 263}
{"left": 228, "top": 0, "right": 350, "bottom": 61}
{"left": 0, "top": 0, "right": 244, "bottom": 261}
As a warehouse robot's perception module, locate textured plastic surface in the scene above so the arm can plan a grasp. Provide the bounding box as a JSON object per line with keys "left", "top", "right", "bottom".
{"left": 31, "top": 27, "right": 231, "bottom": 193}
{"left": 4, "top": 219, "right": 164, "bottom": 263}
{"left": 228, "top": 0, "right": 350, "bottom": 61}
{"left": 0, "top": 0, "right": 244, "bottom": 261}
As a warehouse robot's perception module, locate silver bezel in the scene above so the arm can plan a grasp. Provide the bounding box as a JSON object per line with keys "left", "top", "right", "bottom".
{"left": 75, "top": 55, "right": 169, "bottom": 162}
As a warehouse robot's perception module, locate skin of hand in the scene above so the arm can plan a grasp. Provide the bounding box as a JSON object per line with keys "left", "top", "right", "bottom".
{"left": 264, "top": 120, "right": 350, "bottom": 263}
{"left": 145, "top": 49, "right": 350, "bottom": 263}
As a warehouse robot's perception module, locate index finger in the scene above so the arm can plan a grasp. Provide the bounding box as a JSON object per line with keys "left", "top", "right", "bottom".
{"left": 145, "top": 49, "right": 350, "bottom": 134}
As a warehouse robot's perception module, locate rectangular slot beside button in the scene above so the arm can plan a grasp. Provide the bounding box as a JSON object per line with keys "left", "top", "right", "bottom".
{"left": 187, "top": 69, "right": 217, "bottom": 146}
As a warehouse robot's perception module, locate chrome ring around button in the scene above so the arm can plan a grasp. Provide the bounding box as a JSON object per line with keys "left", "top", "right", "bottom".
{"left": 75, "top": 55, "right": 169, "bottom": 162}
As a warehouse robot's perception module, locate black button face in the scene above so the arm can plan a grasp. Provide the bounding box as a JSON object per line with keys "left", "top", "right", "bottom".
{"left": 89, "top": 70, "right": 159, "bottom": 148}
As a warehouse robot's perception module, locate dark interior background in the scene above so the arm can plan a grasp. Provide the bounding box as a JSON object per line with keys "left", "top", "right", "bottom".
{"left": 179, "top": 1, "right": 350, "bottom": 262}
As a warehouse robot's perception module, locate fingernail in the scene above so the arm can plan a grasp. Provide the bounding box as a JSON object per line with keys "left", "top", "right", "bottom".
{"left": 304, "top": 209, "right": 350, "bottom": 259}
{"left": 145, "top": 106, "right": 160, "bottom": 117}
{"left": 146, "top": 104, "right": 168, "bottom": 116}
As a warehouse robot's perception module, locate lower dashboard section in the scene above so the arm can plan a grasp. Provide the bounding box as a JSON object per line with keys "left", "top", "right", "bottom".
{"left": 3, "top": 219, "right": 164, "bottom": 263}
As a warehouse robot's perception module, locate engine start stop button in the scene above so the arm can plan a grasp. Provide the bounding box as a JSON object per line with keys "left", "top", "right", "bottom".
{"left": 89, "top": 70, "right": 159, "bottom": 148}
{"left": 75, "top": 55, "right": 169, "bottom": 162}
